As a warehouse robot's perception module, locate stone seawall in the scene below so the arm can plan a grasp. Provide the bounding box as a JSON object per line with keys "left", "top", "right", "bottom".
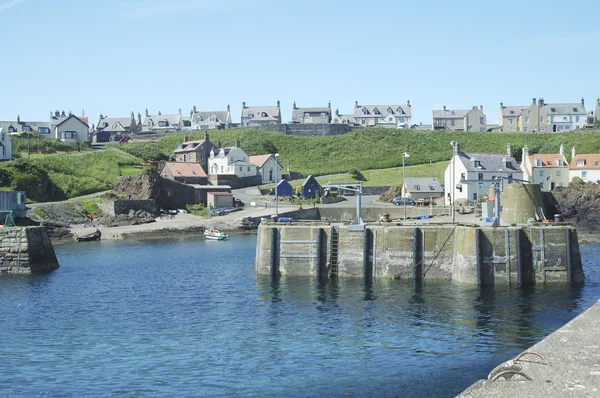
{"left": 0, "top": 227, "right": 59, "bottom": 274}
{"left": 98, "top": 200, "right": 157, "bottom": 217}
{"left": 255, "top": 223, "right": 584, "bottom": 285}
{"left": 260, "top": 123, "right": 351, "bottom": 136}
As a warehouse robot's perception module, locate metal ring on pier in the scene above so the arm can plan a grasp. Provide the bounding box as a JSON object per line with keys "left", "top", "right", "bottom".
{"left": 489, "top": 370, "right": 532, "bottom": 381}
{"left": 514, "top": 351, "right": 550, "bottom": 366}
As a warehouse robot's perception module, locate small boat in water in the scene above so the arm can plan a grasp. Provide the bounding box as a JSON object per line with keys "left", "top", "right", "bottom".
{"left": 77, "top": 229, "right": 102, "bottom": 242}
{"left": 204, "top": 229, "right": 229, "bottom": 240}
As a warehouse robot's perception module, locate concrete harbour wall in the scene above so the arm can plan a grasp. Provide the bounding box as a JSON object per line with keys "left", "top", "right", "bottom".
{"left": 0, "top": 227, "right": 59, "bottom": 274}
{"left": 256, "top": 223, "right": 584, "bottom": 285}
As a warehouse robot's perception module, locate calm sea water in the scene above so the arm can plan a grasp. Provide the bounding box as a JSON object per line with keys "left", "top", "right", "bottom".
{"left": 1, "top": 236, "right": 599, "bottom": 397}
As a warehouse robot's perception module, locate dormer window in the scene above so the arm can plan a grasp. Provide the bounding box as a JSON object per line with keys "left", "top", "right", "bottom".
{"left": 261, "top": 112, "right": 268, "bottom": 117}
{"left": 304, "top": 113, "right": 310, "bottom": 118}
{"left": 573, "top": 108, "right": 578, "bottom": 112}
{"left": 158, "top": 121, "right": 169, "bottom": 127}
{"left": 397, "top": 107, "right": 404, "bottom": 114}
{"left": 415, "top": 185, "right": 420, "bottom": 190}
{"left": 595, "top": 162, "right": 599, "bottom": 167}
{"left": 147, "top": 121, "right": 152, "bottom": 127}
{"left": 387, "top": 107, "right": 394, "bottom": 114}
{"left": 556, "top": 159, "right": 563, "bottom": 167}
{"left": 535, "top": 158, "right": 542, "bottom": 167}
{"left": 247, "top": 113, "right": 254, "bottom": 119}
{"left": 550, "top": 108, "right": 556, "bottom": 112}
{"left": 577, "top": 160, "right": 585, "bottom": 167}
{"left": 362, "top": 108, "right": 369, "bottom": 115}
{"left": 373, "top": 108, "right": 381, "bottom": 115}
{"left": 473, "top": 160, "right": 480, "bottom": 167}
{"left": 429, "top": 186, "right": 435, "bottom": 190}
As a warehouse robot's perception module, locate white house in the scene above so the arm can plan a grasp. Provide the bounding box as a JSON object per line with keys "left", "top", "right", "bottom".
{"left": 249, "top": 154, "right": 283, "bottom": 184}
{"left": 520, "top": 145, "right": 569, "bottom": 191}
{"left": 444, "top": 143, "right": 523, "bottom": 205}
{"left": 544, "top": 99, "right": 588, "bottom": 132}
{"left": 401, "top": 178, "right": 443, "bottom": 201}
{"left": 190, "top": 105, "right": 231, "bottom": 130}
{"left": 569, "top": 148, "right": 600, "bottom": 183}
{"left": 54, "top": 114, "right": 89, "bottom": 145}
{"left": 352, "top": 101, "right": 412, "bottom": 128}
{"left": 208, "top": 141, "right": 257, "bottom": 178}
{"left": 142, "top": 109, "right": 184, "bottom": 132}
{"left": 0, "top": 128, "right": 12, "bottom": 161}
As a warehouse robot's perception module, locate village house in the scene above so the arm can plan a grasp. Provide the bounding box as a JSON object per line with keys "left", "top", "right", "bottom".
{"left": 520, "top": 145, "right": 569, "bottom": 191}
{"left": 331, "top": 109, "right": 357, "bottom": 126}
{"left": 207, "top": 139, "right": 261, "bottom": 188}
{"left": 249, "top": 154, "right": 283, "bottom": 184}
{"left": 433, "top": 106, "right": 486, "bottom": 132}
{"left": 0, "top": 115, "right": 50, "bottom": 135}
{"left": 189, "top": 105, "right": 231, "bottom": 130}
{"left": 241, "top": 101, "right": 281, "bottom": 127}
{"left": 291, "top": 102, "right": 331, "bottom": 124}
{"left": 499, "top": 103, "right": 526, "bottom": 132}
{"left": 50, "top": 110, "right": 89, "bottom": 138}
{"left": 300, "top": 175, "right": 321, "bottom": 198}
{"left": 444, "top": 142, "right": 523, "bottom": 205}
{"left": 159, "top": 161, "right": 208, "bottom": 185}
{"left": 94, "top": 112, "right": 141, "bottom": 143}
{"left": 353, "top": 101, "right": 412, "bottom": 128}
{"left": 569, "top": 147, "right": 600, "bottom": 183}
{"left": 52, "top": 113, "right": 89, "bottom": 145}
{"left": 401, "top": 178, "right": 443, "bottom": 202}
{"left": 0, "top": 128, "right": 12, "bottom": 161}
{"left": 142, "top": 109, "right": 184, "bottom": 132}
{"left": 173, "top": 133, "right": 214, "bottom": 173}
{"left": 518, "top": 98, "right": 587, "bottom": 133}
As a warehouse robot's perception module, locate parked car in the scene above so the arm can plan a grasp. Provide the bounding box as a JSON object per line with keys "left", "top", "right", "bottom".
{"left": 392, "top": 197, "right": 415, "bottom": 206}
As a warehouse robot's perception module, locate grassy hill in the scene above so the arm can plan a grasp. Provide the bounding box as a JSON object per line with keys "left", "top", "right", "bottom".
{"left": 123, "top": 128, "right": 600, "bottom": 177}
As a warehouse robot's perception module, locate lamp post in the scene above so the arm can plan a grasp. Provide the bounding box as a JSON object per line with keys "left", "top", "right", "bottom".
{"left": 402, "top": 152, "right": 410, "bottom": 221}
{"left": 275, "top": 153, "right": 280, "bottom": 216}
{"left": 450, "top": 141, "right": 458, "bottom": 223}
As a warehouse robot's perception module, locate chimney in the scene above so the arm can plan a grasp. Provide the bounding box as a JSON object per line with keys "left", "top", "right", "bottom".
{"left": 178, "top": 108, "right": 182, "bottom": 116}
{"left": 68, "top": 110, "right": 72, "bottom": 116}
{"left": 522, "top": 145, "right": 529, "bottom": 161}
{"left": 597, "top": 96, "right": 600, "bottom": 105}
{"left": 500, "top": 102, "right": 503, "bottom": 108}
{"left": 581, "top": 97, "right": 585, "bottom": 107}
{"left": 217, "top": 140, "right": 222, "bottom": 148}
{"left": 407, "top": 100, "right": 411, "bottom": 107}
{"left": 242, "top": 102, "right": 246, "bottom": 109}
{"left": 17, "top": 115, "right": 20, "bottom": 123}
{"left": 227, "top": 104, "right": 230, "bottom": 112}
{"left": 452, "top": 141, "right": 460, "bottom": 155}
{"left": 82, "top": 109, "right": 85, "bottom": 118}
{"left": 335, "top": 108, "right": 340, "bottom": 117}
{"left": 328, "top": 101, "right": 331, "bottom": 109}
{"left": 158, "top": 111, "right": 162, "bottom": 115}
{"left": 61, "top": 110, "right": 66, "bottom": 117}
{"left": 137, "top": 113, "right": 142, "bottom": 125}
{"left": 507, "top": 143, "right": 512, "bottom": 157}
{"left": 538, "top": 98, "right": 544, "bottom": 107}
{"left": 277, "top": 100, "right": 280, "bottom": 108}
{"left": 236, "top": 138, "right": 240, "bottom": 148}
{"left": 293, "top": 101, "right": 297, "bottom": 110}
{"left": 145, "top": 109, "right": 149, "bottom": 117}
{"left": 50, "top": 111, "right": 53, "bottom": 119}
{"left": 480, "top": 105, "right": 483, "bottom": 111}
{"left": 355, "top": 100, "right": 359, "bottom": 108}
{"left": 184, "top": 136, "right": 188, "bottom": 143}
{"left": 204, "top": 133, "right": 209, "bottom": 142}
{"left": 99, "top": 112, "right": 103, "bottom": 121}
{"left": 190, "top": 110, "right": 193, "bottom": 118}
{"left": 55, "top": 110, "right": 60, "bottom": 118}
{"left": 560, "top": 144, "right": 565, "bottom": 156}
{"left": 572, "top": 146, "right": 576, "bottom": 158}
{"left": 532, "top": 98, "right": 536, "bottom": 105}
{"left": 472, "top": 106, "right": 478, "bottom": 110}
{"left": 443, "top": 105, "right": 447, "bottom": 111}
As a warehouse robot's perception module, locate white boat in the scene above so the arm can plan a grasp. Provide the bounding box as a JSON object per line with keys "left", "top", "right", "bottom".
{"left": 204, "top": 229, "right": 229, "bottom": 240}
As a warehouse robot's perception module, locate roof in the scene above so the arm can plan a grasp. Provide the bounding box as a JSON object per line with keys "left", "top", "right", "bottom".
{"left": 191, "top": 111, "right": 229, "bottom": 125}
{"left": 231, "top": 160, "right": 255, "bottom": 167}
{"left": 242, "top": 105, "right": 280, "bottom": 120}
{"left": 174, "top": 138, "right": 212, "bottom": 153}
{"left": 302, "top": 175, "right": 320, "bottom": 186}
{"left": 353, "top": 104, "right": 412, "bottom": 118}
{"left": 332, "top": 114, "right": 357, "bottom": 124}
{"left": 528, "top": 154, "right": 568, "bottom": 168}
{"left": 0, "top": 120, "right": 51, "bottom": 131}
{"left": 56, "top": 114, "right": 89, "bottom": 128}
{"left": 458, "top": 152, "right": 520, "bottom": 172}
{"left": 144, "top": 113, "right": 181, "bottom": 127}
{"left": 249, "top": 154, "right": 272, "bottom": 167}
{"left": 207, "top": 192, "right": 233, "bottom": 196}
{"left": 162, "top": 162, "right": 207, "bottom": 178}
{"left": 98, "top": 116, "right": 134, "bottom": 131}
{"left": 292, "top": 105, "right": 331, "bottom": 120}
{"left": 432, "top": 109, "right": 471, "bottom": 119}
{"left": 501, "top": 106, "right": 526, "bottom": 117}
{"left": 570, "top": 154, "right": 600, "bottom": 169}
{"left": 542, "top": 103, "right": 587, "bottom": 115}
{"left": 277, "top": 179, "right": 292, "bottom": 188}
{"left": 404, "top": 178, "right": 443, "bottom": 193}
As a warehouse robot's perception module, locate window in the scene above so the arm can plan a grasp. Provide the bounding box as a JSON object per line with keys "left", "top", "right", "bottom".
{"left": 147, "top": 121, "right": 152, "bottom": 127}
{"left": 479, "top": 127, "right": 484, "bottom": 132}
{"left": 524, "top": 127, "right": 529, "bottom": 132}
{"left": 39, "top": 127, "right": 50, "bottom": 134}
{"left": 361, "top": 118, "right": 366, "bottom": 125}
{"left": 556, "top": 171, "right": 561, "bottom": 177}
{"left": 577, "top": 160, "right": 585, "bottom": 167}
{"left": 460, "top": 173, "right": 465, "bottom": 180}
{"left": 374, "top": 119, "right": 378, "bottom": 125}
{"left": 321, "top": 112, "right": 326, "bottom": 118}
{"left": 474, "top": 160, "right": 481, "bottom": 167}
{"left": 8, "top": 126, "right": 16, "bottom": 133}
{"left": 304, "top": 113, "right": 310, "bottom": 118}
{"left": 525, "top": 117, "right": 529, "bottom": 123}
{"left": 451, "top": 119, "right": 455, "bottom": 126}
{"left": 595, "top": 162, "right": 599, "bottom": 167}
{"left": 60, "top": 131, "right": 76, "bottom": 139}
{"left": 582, "top": 171, "right": 587, "bottom": 178}
{"left": 479, "top": 117, "right": 484, "bottom": 124}
{"left": 576, "top": 116, "right": 580, "bottom": 122}
{"left": 387, "top": 107, "right": 394, "bottom": 114}
{"left": 158, "top": 121, "right": 169, "bottom": 127}
{"left": 415, "top": 185, "right": 420, "bottom": 190}
{"left": 373, "top": 108, "right": 381, "bottom": 115}
{"left": 248, "top": 113, "right": 254, "bottom": 119}
{"left": 540, "top": 117, "right": 544, "bottom": 122}
{"left": 398, "top": 117, "right": 404, "bottom": 123}
{"left": 550, "top": 108, "right": 556, "bottom": 112}
{"left": 478, "top": 173, "right": 483, "bottom": 180}
{"left": 540, "top": 170, "right": 544, "bottom": 177}
{"left": 261, "top": 112, "right": 268, "bottom": 117}
{"left": 472, "top": 193, "right": 478, "bottom": 201}
{"left": 556, "top": 159, "right": 563, "bottom": 167}
{"left": 22, "top": 125, "right": 31, "bottom": 132}
{"left": 535, "top": 158, "right": 542, "bottom": 167}
{"left": 528, "top": 110, "right": 531, "bottom": 115}
{"left": 429, "top": 186, "right": 435, "bottom": 190}
{"left": 573, "top": 108, "right": 578, "bottom": 112}
{"left": 362, "top": 109, "right": 369, "bottom": 115}
{"left": 508, "top": 119, "right": 513, "bottom": 125}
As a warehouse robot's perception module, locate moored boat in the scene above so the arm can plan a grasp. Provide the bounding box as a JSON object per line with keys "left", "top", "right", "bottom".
{"left": 77, "top": 229, "right": 102, "bottom": 242}
{"left": 204, "top": 229, "right": 229, "bottom": 240}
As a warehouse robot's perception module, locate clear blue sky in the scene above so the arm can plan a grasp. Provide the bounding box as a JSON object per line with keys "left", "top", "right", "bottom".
{"left": 1, "top": 0, "right": 598, "bottom": 126}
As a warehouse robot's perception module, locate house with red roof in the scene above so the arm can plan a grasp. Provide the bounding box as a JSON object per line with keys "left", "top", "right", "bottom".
{"left": 520, "top": 145, "right": 569, "bottom": 191}
{"left": 159, "top": 162, "right": 208, "bottom": 185}
{"left": 569, "top": 148, "right": 600, "bottom": 183}
{"left": 249, "top": 154, "right": 283, "bottom": 184}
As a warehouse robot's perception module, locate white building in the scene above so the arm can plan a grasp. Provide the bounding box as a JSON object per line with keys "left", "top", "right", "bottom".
{"left": 249, "top": 154, "right": 283, "bottom": 184}
{"left": 0, "top": 128, "right": 12, "bottom": 161}
{"left": 520, "top": 145, "right": 569, "bottom": 191}
{"left": 142, "top": 109, "right": 184, "bottom": 132}
{"left": 569, "top": 148, "right": 600, "bottom": 183}
{"left": 190, "top": 105, "right": 231, "bottom": 130}
{"left": 444, "top": 142, "right": 523, "bottom": 205}
{"left": 208, "top": 141, "right": 257, "bottom": 178}
{"left": 545, "top": 99, "right": 588, "bottom": 132}
{"left": 352, "top": 101, "right": 412, "bottom": 128}
{"left": 53, "top": 114, "right": 89, "bottom": 145}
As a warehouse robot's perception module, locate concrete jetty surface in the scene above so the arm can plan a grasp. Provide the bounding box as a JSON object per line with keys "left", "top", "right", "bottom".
{"left": 460, "top": 299, "right": 600, "bottom": 397}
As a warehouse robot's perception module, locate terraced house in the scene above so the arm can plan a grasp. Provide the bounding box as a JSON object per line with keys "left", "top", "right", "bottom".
{"left": 291, "top": 102, "right": 331, "bottom": 124}
{"left": 0, "top": 115, "right": 50, "bottom": 135}
{"left": 512, "top": 98, "right": 588, "bottom": 133}
{"left": 241, "top": 101, "right": 281, "bottom": 127}
{"left": 499, "top": 103, "right": 526, "bottom": 132}
{"left": 352, "top": 101, "right": 412, "bottom": 128}
{"left": 433, "top": 105, "right": 486, "bottom": 132}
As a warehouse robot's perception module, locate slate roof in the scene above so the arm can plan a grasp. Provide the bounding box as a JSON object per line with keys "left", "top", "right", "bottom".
{"left": 543, "top": 103, "right": 587, "bottom": 115}
{"left": 211, "top": 147, "right": 233, "bottom": 157}
{"left": 192, "top": 111, "right": 229, "bottom": 125}
{"left": 242, "top": 105, "right": 280, "bottom": 121}
{"left": 458, "top": 152, "right": 520, "bottom": 172}
{"left": 144, "top": 113, "right": 181, "bottom": 128}
{"left": 56, "top": 114, "right": 89, "bottom": 127}
{"left": 332, "top": 114, "right": 357, "bottom": 124}
{"left": 404, "top": 178, "right": 443, "bottom": 193}
{"left": 353, "top": 104, "right": 412, "bottom": 118}
{"left": 292, "top": 105, "right": 331, "bottom": 120}
{"left": 570, "top": 154, "right": 600, "bottom": 170}
{"left": 501, "top": 106, "right": 526, "bottom": 117}
{"left": 162, "top": 162, "right": 207, "bottom": 178}
{"left": 0, "top": 120, "right": 50, "bottom": 132}
{"left": 432, "top": 109, "right": 471, "bottom": 119}
{"left": 174, "top": 138, "right": 211, "bottom": 153}
{"left": 249, "top": 154, "right": 272, "bottom": 167}
{"left": 302, "top": 175, "right": 320, "bottom": 187}
{"left": 231, "top": 160, "right": 255, "bottom": 167}
{"left": 98, "top": 117, "right": 133, "bottom": 131}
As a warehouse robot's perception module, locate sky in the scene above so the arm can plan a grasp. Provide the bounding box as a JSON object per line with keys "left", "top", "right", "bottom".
{"left": 0, "top": 0, "right": 599, "bottom": 126}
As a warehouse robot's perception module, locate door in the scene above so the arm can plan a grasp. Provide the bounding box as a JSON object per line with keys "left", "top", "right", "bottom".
{"left": 269, "top": 170, "right": 273, "bottom": 182}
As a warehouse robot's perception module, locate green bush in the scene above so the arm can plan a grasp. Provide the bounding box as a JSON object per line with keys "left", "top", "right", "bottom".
{"left": 186, "top": 203, "right": 209, "bottom": 217}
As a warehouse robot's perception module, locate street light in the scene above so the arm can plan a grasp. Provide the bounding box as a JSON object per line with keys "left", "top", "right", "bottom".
{"left": 274, "top": 153, "right": 280, "bottom": 216}
{"left": 450, "top": 141, "right": 458, "bottom": 223}
{"left": 402, "top": 152, "right": 410, "bottom": 221}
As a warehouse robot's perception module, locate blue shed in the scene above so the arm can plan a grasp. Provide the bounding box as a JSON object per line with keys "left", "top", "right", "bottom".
{"left": 301, "top": 175, "right": 321, "bottom": 199}
{"left": 276, "top": 180, "right": 293, "bottom": 197}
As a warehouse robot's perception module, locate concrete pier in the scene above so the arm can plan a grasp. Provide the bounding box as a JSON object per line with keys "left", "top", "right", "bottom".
{"left": 255, "top": 222, "right": 584, "bottom": 285}
{"left": 460, "top": 299, "right": 600, "bottom": 396}
{"left": 0, "top": 227, "right": 59, "bottom": 274}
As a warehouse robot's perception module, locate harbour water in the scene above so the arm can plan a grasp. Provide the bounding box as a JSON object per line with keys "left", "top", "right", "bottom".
{"left": 1, "top": 235, "right": 599, "bottom": 397}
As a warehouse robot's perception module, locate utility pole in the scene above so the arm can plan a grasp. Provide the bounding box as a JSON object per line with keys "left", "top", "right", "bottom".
{"left": 451, "top": 141, "right": 457, "bottom": 222}
{"left": 402, "top": 152, "right": 410, "bottom": 221}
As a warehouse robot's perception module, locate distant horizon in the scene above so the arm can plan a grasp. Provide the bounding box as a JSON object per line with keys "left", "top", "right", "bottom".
{"left": 1, "top": 0, "right": 598, "bottom": 126}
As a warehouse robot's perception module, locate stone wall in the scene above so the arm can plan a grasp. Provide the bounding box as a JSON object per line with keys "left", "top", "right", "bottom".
{"left": 0, "top": 227, "right": 59, "bottom": 274}
{"left": 98, "top": 200, "right": 157, "bottom": 217}
{"left": 260, "top": 123, "right": 351, "bottom": 136}
{"left": 157, "top": 179, "right": 232, "bottom": 209}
